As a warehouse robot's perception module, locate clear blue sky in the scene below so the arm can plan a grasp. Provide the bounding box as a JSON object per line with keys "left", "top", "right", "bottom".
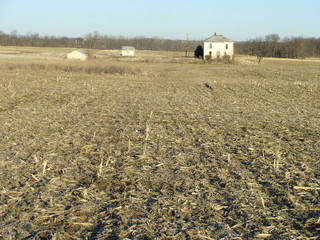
{"left": 1, "top": 0, "right": 319, "bottom": 41}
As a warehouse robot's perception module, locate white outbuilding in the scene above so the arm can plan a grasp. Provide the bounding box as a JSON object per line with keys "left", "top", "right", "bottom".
{"left": 67, "top": 49, "right": 89, "bottom": 61}
{"left": 121, "top": 46, "right": 135, "bottom": 57}
{"left": 203, "top": 33, "right": 234, "bottom": 60}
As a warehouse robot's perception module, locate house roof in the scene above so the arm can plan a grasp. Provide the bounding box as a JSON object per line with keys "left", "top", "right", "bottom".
{"left": 122, "top": 46, "right": 135, "bottom": 51}
{"left": 68, "top": 49, "right": 89, "bottom": 56}
{"left": 76, "top": 49, "right": 89, "bottom": 56}
{"left": 204, "top": 34, "right": 234, "bottom": 43}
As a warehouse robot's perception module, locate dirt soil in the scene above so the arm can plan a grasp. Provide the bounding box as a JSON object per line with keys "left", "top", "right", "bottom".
{"left": 0, "top": 50, "right": 319, "bottom": 239}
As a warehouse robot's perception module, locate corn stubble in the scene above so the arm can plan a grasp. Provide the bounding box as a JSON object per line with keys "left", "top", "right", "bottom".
{"left": 0, "top": 50, "right": 319, "bottom": 239}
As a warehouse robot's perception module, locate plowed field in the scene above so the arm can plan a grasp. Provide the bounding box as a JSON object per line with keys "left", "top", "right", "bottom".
{"left": 0, "top": 49, "right": 319, "bottom": 239}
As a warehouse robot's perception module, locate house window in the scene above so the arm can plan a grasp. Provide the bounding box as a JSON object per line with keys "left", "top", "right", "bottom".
{"left": 226, "top": 44, "right": 228, "bottom": 49}
{"left": 209, "top": 43, "right": 212, "bottom": 49}
{"left": 209, "top": 51, "right": 212, "bottom": 56}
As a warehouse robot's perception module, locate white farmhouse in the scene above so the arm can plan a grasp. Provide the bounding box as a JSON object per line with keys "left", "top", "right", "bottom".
{"left": 203, "top": 33, "right": 234, "bottom": 60}
{"left": 121, "top": 46, "right": 135, "bottom": 57}
{"left": 67, "top": 49, "right": 89, "bottom": 61}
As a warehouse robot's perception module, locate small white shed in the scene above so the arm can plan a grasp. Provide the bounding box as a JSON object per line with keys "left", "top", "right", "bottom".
{"left": 203, "top": 33, "right": 234, "bottom": 60}
{"left": 121, "top": 46, "right": 135, "bottom": 57}
{"left": 67, "top": 49, "right": 89, "bottom": 60}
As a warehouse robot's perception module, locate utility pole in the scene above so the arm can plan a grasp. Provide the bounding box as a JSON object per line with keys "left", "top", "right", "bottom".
{"left": 185, "top": 34, "right": 189, "bottom": 57}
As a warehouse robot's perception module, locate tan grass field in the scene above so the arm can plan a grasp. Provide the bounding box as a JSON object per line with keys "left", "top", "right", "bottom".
{"left": 0, "top": 47, "right": 319, "bottom": 239}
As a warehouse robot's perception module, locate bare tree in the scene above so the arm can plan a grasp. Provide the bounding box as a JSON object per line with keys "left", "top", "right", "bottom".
{"left": 265, "top": 33, "right": 280, "bottom": 57}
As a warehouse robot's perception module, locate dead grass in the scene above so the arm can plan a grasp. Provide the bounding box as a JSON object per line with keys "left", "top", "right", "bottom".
{"left": 0, "top": 58, "right": 143, "bottom": 76}
{"left": 0, "top": 47, "right": 319, "bottom": 239}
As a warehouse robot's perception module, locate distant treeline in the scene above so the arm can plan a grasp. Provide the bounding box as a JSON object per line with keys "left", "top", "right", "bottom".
{"left": 1, "top": 31, "right": 320, "bottom": 58}
{"left": 236, "top": 33, "right": 320, "bottom": 58}
{"left": 0, "top": 31, "right": 201, "bottom": 52}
